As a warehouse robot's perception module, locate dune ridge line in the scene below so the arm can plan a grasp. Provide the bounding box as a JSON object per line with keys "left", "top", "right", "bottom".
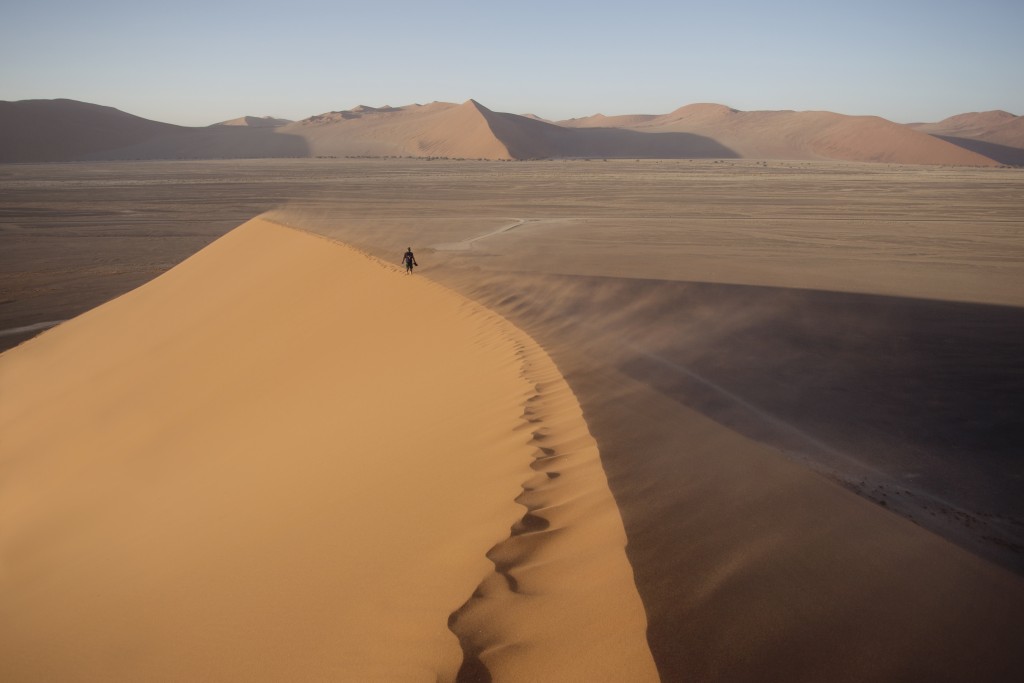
{"left": 0, "top": 216, "right": 654, "bottom": 680}
{"left": 269, "top": 217, "right": 659, "bottom": 680}
{"left": 445, "top": 319, "right": 660, "bottom": 682}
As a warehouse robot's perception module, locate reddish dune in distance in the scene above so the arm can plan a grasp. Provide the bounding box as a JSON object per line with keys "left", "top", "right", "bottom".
{"left": 286, "top": 100, "right": 515, "bottom": 159}
{"left": 910, "top": 110, "right": 1024, "bottom": 165}
{"left": 912, "top": 110, "right": 1024, "bottom": 147}
{"left": 0, "top": 218, "right": 656, "bottom": 681}
{"left": 562, "top": 103, "right": 1000, "bottom": 165}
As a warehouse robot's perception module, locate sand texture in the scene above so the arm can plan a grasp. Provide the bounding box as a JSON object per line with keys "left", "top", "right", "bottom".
{"left": 0, "top": 218, "right": 655, "bottom": 681}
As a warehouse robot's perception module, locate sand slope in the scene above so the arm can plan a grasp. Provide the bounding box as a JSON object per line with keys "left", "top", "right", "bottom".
{"left": 437, "top": 268, "right": 1024, "bottom": 683}
{"left": 0, "top": 218, "right": 655, "bottom": 680}
{"left": 0, "top": 100, "right": 309, "bottom": 161}
{"left": 0, "top": 99, "right": 186, "bottom": 162}
{"left": 284, "top": 100, "right": 515, "bottom": 159}
{"left": 912, "top": 110, "right": 1024, "bottom": 146}
{"left": 911, "top": 111, "right": 1024, "bottom": 165}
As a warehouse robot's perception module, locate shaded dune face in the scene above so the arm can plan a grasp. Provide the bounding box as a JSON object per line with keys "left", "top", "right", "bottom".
{"left": 0, "top": 99, "right": 185, "bottom": 162}
{"left": 0, "top": 100, "right": 310, "bottom": 161}
{"left": 453, "top": 273, "right": 1024, "bottom": 569}
{"left": 0, "top": 219, "right": 655, "bottom": 681}
{"left": 435, "top": 268, "right": 1024, "bottom": 683}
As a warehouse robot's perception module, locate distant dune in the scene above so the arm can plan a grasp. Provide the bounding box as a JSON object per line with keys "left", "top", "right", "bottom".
{"left": 0, "top": 99, "right": 185, "bottom": 162}
{"left": 285, "top": 100, "right": 515, "bottom": 159}
{"left": 562, "top": 103, "right": 999, "bottom": 165}
{"left": 912, "top": 110, "right": 1024, "bottom": 145}
{"left": 560, "top": 112, "right": 661, "bottom": 128}
{"left": 0, "top": 100, "right": 309, "bottom": 161}
{"left": 0, "top": 98, "right": 1012, "bottom": 164}
{"left": 213, "top": 115, "right": 292, "bottom": 128}
{"left": 910, "top": 111, "right": 1024, "bottom": 165}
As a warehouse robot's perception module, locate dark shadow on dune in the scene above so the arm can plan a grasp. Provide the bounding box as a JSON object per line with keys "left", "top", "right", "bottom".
{"left": 447, "top": 269, "right": 1024, "bottom": 682}
{"left": 83, "top": 126, "right": 311, "bottom": 161}
{"left": 0, "top": 99, "right": 185, "bottom": 162}
{"left": 931, "top": 135, "right": 1024, "bottom": 166}
{"left": 555, "top": 127, "right": 740, "bottom": 159}
{"left": 455, "top": 272, "right": 1024, "bottom": 573}
{"left": 477, "top": 105, "right": 739, "bottom": 159}
{"left": 453, "top": 652, "right": 491, "bottom": 683}
{"left": 448, "top": 600, "right": 492, "bottom": 683}
{"left": 0, "top": 99, "right": 310, "bottom": 162}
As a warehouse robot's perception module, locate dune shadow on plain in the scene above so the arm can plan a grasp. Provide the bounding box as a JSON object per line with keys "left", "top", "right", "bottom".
{"left": 456, "top": 271, "right": 1024, "bottom": 572}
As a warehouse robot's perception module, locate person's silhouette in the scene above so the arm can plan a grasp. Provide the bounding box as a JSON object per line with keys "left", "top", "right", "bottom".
{"left": 402, "top": 247, "right": 418, "bottom": 274}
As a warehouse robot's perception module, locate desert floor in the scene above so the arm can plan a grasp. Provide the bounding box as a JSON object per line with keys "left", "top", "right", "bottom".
{"left": 2, "top": 158, "right": 1023, "bottom": 680}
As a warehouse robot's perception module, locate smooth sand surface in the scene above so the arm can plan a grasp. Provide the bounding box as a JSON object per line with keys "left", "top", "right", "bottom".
{"left": 0, "top": 218, "right": 656, "bottom": 681}
{"left": 3, "top": 159, "right": 1023, "bottom": 681}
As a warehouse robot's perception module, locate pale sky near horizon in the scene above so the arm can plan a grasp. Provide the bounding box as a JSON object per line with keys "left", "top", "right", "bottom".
{"left": 2, "top": 0, "right": 1021, "bottom": 126}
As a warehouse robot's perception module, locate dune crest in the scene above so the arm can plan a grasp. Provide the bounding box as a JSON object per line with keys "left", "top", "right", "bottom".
{"left": 0, "top": 218, "right": 653, "bottom": 680}
{"left": 287, "top": 100, "right": 513, "bottom": 159}
{"left": 447, "top": 326, "right": 659, "bottom": 681}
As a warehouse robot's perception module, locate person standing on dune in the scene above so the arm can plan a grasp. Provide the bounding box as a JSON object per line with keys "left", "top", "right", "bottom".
{"left": 402, "top": 247, "right": 418, "bottom": 274}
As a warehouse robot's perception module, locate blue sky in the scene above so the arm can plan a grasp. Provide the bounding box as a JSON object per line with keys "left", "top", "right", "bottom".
{"left": 2, "top": 0, "right": 1021, "bottom": 126}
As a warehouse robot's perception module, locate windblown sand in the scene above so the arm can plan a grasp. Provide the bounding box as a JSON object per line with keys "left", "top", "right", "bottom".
{"left": 2, "top": 160, "right": 1022, "bottom": 681}
{"left": 0, "top": 218, "right": 656, "bottom": 681}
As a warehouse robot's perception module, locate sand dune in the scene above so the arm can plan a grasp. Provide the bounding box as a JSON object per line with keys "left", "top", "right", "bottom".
{"left": 0, "top": 99, "right": 309, "bottom": 161}
{"left": 472, "top": 102, "right": 737, "bottom": 159}
{"left": 263, "top": 175, "right": 1024, "bottom": 680}
{"left": 565, "top": 103, "right": 999, "bottom": 165}
{"left": 0, "top": 97, "right": 1010, "bottom": 164}
{"left": 0, "top": 99, "right": 186, "bottom": 162}
{"left": 426, "top": 265, "right": 1024, "bottom": 683}
{"left": 285, "top": 100, "right": 515, "bottom": 159}
{"left": 213, "top": 115, "right": 293, "bottom": 127}
{"left": 0, "top": 218, "right": 655, "bottom": 680}
{"left": 3, "top": 160, "right": 1023, "bottom": 680}
{"left": 912, "top": 110, "right": 1024, "bottom": 146}
{"left": 560, "top": 112, "right": 661, "bottom": 128}
{"left": 910, "top": 111, "right": 1024, "bottom": 165}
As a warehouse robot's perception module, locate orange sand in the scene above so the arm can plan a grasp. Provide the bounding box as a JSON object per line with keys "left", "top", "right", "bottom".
{"left": 0, "top": 218, "right": 655, "bottom": 680}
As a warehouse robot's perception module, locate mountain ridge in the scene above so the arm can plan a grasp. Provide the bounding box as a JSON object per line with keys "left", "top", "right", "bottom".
{"left": 0, "top": 98, "right": 1016, "bottom": 165}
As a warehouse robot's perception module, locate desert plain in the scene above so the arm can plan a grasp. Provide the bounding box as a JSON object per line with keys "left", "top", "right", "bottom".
{"left": 1, "top": 158, "right": 1023, "bottom": 681}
